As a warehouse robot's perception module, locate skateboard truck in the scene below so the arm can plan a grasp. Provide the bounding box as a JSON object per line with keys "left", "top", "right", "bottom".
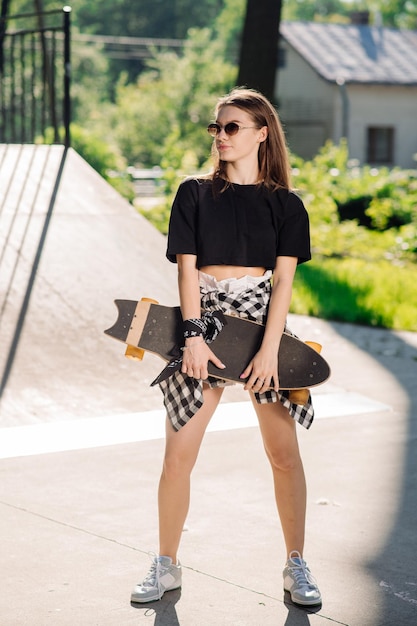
{"left": 124, "top": 297, "right": 159, "bottom": 361}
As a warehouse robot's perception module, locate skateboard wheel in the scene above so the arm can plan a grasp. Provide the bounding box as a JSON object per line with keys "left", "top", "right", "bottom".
{"left": 288, "top": 388, "right": 310, "bottom": 405}
{"left": 141, "top": 297, "right": 159, "bottom": 304}
{"left": 125, "top": 345, "right": 145, "bottom": 361}
{"left": 305, "top": 341, "right": 322, "bottom": 354}
{"left": 288, "top": 342, "right": 322, "bottom": 404}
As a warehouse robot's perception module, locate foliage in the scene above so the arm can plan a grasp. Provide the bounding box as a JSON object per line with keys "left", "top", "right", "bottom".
{"left": 10, "top": 0, "right": 226, "bottom": 38}
{"left": 286, "top": 141, "right": 417, "bottom": 331}
{"left": 292, "top": 258, "right": 417, "bottom": 331}
{"left": 213, "top": 0, "right": 246, "bottom": 63}
{"left": 75, "top": 0, "right": 225, "bottom": 39}
{"left": 291, "top": 141, "right": 417, "bottom": 264}
{"left": 74, "top": 0, "right": 227, "bottom": 84}
{"left": 137, "top": 199, "right": 171, "bottom": 235}
{"left": 68, "top": 124, "right": 135, "bottom": 201}
{"left": 282, "top": 0, "right": 417, "bottom": 27}
{"left": 70, "top": 35, "right": 112, "bottom": 123}
{"left": 38, "top": 123, "right": 134, "bottom": 200}
{"left": 370, "top": 0, "right": 417, "bottom": 29}
{"left": 108, "top": 27, "right": 236, "bottom": 168}
{"left": 283, "top": 0, "right": 348, "bottom": 22}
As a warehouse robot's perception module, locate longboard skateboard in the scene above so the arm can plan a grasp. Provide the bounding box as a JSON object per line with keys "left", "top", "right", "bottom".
{"left": 104, "top": 299, "right": 330, "bottom": 397}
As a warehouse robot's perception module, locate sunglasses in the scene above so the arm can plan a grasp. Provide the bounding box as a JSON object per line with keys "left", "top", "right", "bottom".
{"left": 207, "top": 122, "right": 259, "bottom": 137}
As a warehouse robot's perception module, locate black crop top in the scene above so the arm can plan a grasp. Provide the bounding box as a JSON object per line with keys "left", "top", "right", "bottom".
{"left": 166, "top": 178, "right": 311, "bottom": 269}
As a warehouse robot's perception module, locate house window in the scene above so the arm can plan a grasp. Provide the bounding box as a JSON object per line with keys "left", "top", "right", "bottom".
{"left": 367, "top": 127, "right": 394, "bottom": 164}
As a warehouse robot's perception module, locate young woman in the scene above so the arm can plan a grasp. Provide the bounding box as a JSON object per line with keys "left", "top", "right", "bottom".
{"left": 131, "top": 87, "right": 321, "bottom": 607}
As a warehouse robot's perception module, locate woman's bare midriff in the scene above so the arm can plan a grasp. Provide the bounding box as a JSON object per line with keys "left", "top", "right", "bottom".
{"left": 199, "top": 265, "right": 267, "bottom": 281}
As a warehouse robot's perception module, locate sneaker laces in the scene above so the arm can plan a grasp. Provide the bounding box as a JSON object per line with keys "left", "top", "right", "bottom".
{"left": 142, "top": 554, "right": 165, "bottom": 599}
{"left": 287, "top": 550, "right": 318, "bottom": 590}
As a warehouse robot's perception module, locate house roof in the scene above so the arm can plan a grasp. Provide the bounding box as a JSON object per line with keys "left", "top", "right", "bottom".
{"left": 280, "top": 21, "right": 417, "bottom": 86}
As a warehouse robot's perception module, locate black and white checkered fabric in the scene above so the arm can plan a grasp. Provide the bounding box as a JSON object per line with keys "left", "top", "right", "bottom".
{"left": 158, "top": 277, "right": 314, "bottom": 431}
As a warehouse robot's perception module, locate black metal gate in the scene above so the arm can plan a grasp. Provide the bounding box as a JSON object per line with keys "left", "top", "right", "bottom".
{"left": 0, "top": 6, "right": 71, "bottom": 400}
{"left": 0, "top": 6, "right": 71, "bottom": 146}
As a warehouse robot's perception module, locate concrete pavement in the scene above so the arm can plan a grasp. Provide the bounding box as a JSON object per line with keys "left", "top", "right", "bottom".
{"left": 1, "top": 314, "right": 417, "bottom": 625}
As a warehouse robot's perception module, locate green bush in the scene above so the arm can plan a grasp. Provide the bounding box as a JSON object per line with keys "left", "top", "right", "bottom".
{"left": 69, "top": 124, "right": 135, "bottom": 202}
{"left": 293, "top": 141, "right": 417, "bottom": 267}
{"left": 292, "top": 257, "right": 417, "bottom": 331}
{"left": 287, "top": 142, "right": 417, "bottom": 331}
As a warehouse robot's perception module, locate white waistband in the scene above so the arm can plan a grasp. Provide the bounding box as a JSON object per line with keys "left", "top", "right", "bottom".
{"left": 199, "top": 270, "right": 272, "bottom": 294}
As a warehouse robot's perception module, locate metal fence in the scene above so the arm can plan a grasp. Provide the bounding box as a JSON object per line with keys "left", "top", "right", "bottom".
{"left": 0, "top": 6, "right": 71, "bottom": 146}
{"left": 0, "top": 7, "right": 71, "bottom": 398}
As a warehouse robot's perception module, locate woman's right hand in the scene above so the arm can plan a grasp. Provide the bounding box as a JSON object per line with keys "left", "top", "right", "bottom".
{"left": 181, "top": 339, "right": 225, "bottom": 380}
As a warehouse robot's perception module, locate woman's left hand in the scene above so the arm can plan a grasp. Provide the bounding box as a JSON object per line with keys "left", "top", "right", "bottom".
{"left": 240, "top": 345, "right": 279, "bottom": 394}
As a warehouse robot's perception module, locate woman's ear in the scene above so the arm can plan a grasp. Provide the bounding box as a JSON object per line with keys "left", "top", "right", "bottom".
{"left": 258, "top": 126, "right": 268, "bottom": 143}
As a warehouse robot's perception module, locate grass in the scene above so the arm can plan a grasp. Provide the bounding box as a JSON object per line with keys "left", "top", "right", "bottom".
{"left": 292, "top": 257, "right": 417, "bottom": 332}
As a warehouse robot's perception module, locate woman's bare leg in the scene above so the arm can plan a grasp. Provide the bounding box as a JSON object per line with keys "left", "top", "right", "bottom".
{"left": 250, "top": 395, "right": 306, "bottom": 557}
{"left": 158, "top": 385, "right": 224, "bottom": 562}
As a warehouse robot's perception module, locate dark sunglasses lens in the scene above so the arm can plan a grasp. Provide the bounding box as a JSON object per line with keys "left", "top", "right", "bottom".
{"left": 207, "top": 122, "right": 241, "bottom": 137}
{"left": 207, "top": 124, "right": 220, "bottom": 137}
{"left": 224, "top": 122, "right": 240, "bottom": 135}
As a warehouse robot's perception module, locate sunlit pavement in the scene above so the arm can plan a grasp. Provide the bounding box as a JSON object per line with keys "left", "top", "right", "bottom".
{"left": 1, "top": 317, "right": 416, "bottom": 625}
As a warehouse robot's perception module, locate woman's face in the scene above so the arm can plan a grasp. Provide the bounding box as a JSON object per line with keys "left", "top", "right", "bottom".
{"left": 214, "top": 105, "right": 267, "bottom": 166}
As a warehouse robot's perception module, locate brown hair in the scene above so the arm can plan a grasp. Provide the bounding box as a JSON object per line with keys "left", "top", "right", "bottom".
{"left": 210, "top": 87, "right": 292, "bottom": 191}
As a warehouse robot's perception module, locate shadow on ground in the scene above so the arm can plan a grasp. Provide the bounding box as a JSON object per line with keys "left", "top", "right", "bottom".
{"left": 329, "top": 320, "right": 417, "bottom": 625}
{"left": 131, "top": 589, "right": 181, "bottom": 625}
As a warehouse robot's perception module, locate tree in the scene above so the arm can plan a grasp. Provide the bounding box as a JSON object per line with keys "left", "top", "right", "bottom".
{"left": 214, "top": 0, "right": 246, "bottom": 63}
{"left": 282, "top": 0, "right": 417, "bottom": 28}
{"left": 75, "top": 0, "right": 227, "bottom": 83}
{"left": 9, "top": 0, "right": 228, "bottom": 84}
{"left": 237, "top": 0, "right": 283, "bottom": 102}
{"left": 283, "top": 0, "right": 347, "bottom": 21}
{"left": 375, "top": 0, "right": 417, "bottom": 28}
{"left": 109, "top": 28, "right": 236, "bottom": 168}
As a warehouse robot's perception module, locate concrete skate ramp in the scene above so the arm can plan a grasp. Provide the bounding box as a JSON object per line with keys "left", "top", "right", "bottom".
{"left": 0, "top": 145, "right": 178, "bottom": 426}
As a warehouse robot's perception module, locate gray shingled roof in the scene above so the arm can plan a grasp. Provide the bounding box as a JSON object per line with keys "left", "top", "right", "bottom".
{"left": 280, "top": 21, "right": 417, "bottom": 85}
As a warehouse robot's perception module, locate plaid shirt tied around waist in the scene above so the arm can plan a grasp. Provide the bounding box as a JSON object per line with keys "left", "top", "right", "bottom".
{"left": 158, "top": 276, "right": 314, "bottom": 431}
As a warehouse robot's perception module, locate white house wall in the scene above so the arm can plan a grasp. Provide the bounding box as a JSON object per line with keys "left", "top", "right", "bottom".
{"left": 346, "top": 84, "right": 417, "bottom": 168}
{"left": 276, "top": 44, "right": 335, "bottom": 159}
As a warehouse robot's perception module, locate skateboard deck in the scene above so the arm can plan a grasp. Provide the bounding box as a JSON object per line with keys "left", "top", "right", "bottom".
{"left": 104, "top": 299, "right": 331, "bottom": 391}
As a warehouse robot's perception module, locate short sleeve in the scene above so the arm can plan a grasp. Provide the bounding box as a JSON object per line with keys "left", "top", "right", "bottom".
{"left": 166, "top": 179, "right": 199, "bottom": 263}
{"left": 276, "top": 192, "right": 311, "bottom": 265}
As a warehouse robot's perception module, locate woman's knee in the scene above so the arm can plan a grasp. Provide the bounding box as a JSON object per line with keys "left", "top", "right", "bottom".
{"left": 263, "top": 440, "right": 302, "bottom": 473}
{"left": 255, "top": 401, "right": 303, "bottom": 471}
{"left": 161, "top": 445, "right": 197, "bottom": 481}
